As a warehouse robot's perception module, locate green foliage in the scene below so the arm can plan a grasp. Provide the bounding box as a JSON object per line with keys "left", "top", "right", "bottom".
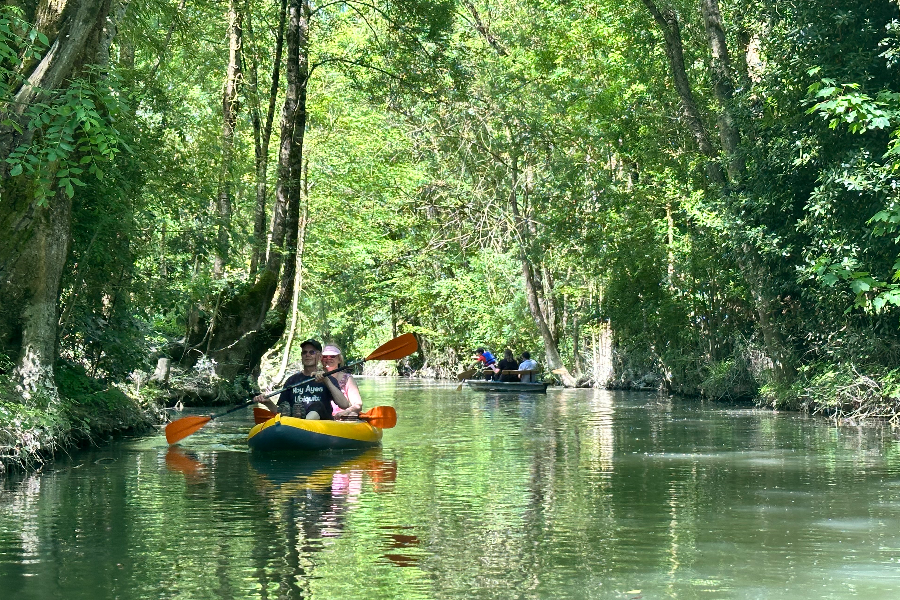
{"left": 4, "top": 71, "right": 125, "bottom": 203}
{"left": 0, "top": 6, "right": 47, "bottom": 106}
{"left": 807, "top": 77, "right": 897, "bottom": 134}
{"left": 805, "top": 52, "right": 900, "bottom": 315}
{"left": 784, "top": 363, "right": 900, "bottom": 425}
{"left": 699, "top": 356, "right": 757, "bottom": 402}
{"left": 6, "top": 0, "right": 900, "bottom": 423}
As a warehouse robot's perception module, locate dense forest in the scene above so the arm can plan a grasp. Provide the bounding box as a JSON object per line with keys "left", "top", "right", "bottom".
{"left": 2, "top": 0, "right": 900, "bottom": 466}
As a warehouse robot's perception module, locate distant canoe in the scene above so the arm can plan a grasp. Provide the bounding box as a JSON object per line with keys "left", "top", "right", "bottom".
{"left": 466, "top": 380, "right": 549, "bottom": 393}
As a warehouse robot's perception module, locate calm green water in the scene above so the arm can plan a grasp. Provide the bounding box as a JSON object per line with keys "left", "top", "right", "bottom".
{"left": 2, "top": 379, "right": 900, "bottom": 599}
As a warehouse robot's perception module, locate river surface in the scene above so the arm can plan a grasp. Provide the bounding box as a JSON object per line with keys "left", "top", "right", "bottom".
{"left": 2, "top": 379, "right": 900, "bottom": 599}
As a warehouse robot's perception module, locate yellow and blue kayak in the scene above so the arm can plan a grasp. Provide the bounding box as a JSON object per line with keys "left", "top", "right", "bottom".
{"left": 247, "top": 414, "right": 383, "bottom": 451}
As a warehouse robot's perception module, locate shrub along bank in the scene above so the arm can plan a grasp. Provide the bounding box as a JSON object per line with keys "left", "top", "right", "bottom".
{"left": 0, "top": 355, "right": 164, "bottom": 475}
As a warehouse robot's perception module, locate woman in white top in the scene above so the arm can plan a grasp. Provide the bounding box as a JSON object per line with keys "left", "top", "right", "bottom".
{"left": 321, "top": 344, "right": 363, "bottom": 417}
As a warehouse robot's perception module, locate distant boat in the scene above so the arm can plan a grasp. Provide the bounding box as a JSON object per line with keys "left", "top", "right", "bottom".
{"left": 466, "top": 380, "right": 549, "bottom": 393}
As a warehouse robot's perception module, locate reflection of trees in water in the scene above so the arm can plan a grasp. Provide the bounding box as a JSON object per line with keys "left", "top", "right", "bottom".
{"left": 249, "top": 450, "right": 398, "bottom": 598}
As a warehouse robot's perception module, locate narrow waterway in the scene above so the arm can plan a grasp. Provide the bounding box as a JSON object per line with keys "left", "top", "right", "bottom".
{"left": 2, "top": 379, "right": 900, "bottom": 599}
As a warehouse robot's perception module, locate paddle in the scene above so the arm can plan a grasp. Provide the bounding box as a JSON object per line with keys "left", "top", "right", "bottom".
{"left": 456, "top": 368, "right": 478, "bottom": 381}
{"left": 455, "top": 367, "right": 479, "bottom": 391}
{"left": 253, "top": 405, "right": 398, "bottom": 428}
{"left": 165, "top": 333, "right": 417, "bottom": 443}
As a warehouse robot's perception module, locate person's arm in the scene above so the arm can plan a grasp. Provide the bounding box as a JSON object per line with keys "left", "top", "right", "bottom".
{"left": 254, "top": 379, "right": 290, "bottom": 413}
{"left": 254, "top": 394, "right": 278, "bottom": 413}
{"left": 334, "top": 375, "right": 362, "bottom": 417}
{"left": 319, "top": 372, "right": 350, "bottom": 409}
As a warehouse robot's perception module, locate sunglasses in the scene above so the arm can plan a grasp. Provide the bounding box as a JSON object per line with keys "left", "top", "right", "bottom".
{"left": 301, "top": 350, "right": 320, "bottom": 356}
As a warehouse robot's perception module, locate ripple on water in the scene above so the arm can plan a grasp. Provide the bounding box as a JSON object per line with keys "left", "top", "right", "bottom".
{"left": 4, "top": 385, "right": 900, "bottom": 600}
{"left": 812, "top": 518, "right": 886, "bottom": 532}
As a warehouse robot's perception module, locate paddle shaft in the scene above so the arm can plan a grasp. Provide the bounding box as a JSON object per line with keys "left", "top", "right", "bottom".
{"left": 210, "top": 399, "right": 257, "bottom": 420}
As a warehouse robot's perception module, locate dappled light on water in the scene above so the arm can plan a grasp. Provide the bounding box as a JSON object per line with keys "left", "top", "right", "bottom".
{"left": 2, "top": 379, "right": 900, "bottom": 599}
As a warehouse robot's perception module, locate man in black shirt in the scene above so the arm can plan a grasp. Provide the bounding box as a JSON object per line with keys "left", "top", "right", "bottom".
{"left": 254, "top": 339, "right": 350, "bottom": 419}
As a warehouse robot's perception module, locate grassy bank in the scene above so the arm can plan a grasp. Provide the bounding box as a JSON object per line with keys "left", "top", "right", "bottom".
{"left": 0, "top": 357, "right": 165, "bottom": 475}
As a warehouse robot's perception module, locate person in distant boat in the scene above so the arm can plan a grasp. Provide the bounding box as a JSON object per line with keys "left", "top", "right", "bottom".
{"left": 473, "top": 347, "right": 499, "bottom": 380}
{"left": 497, "top": 348, "right": 519, "bottom": 382}
{"left": 320, "top": 344, "right": 363, "bottom": 418}
{"left": 254, "top": 339, "right": 350, "bottom": 419}
{"left": 517, "top": 352, "right": 538, "bottom": 383}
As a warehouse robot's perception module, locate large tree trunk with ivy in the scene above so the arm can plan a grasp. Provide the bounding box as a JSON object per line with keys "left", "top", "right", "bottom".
{"left": 0, "top": 0, "right": 112, "bottom": 401}
{"left": 172, "top": 0, "right": 309, "bottom": 395}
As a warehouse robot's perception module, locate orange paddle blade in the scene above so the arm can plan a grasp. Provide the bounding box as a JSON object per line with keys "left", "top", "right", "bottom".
{"left": 165, "top": 415, "right": 213, "bottom": 444}
{"left": 365, "top": 333, "right": 417, "bottom": 361}
{"left": 361, "top": 415, "right": 397, "bottom": 428}
{"left": 254, "top": 406, "right": 278, "bottom": 424}
{"left": 358, "top": 406, "right": 397, "bottom": 428}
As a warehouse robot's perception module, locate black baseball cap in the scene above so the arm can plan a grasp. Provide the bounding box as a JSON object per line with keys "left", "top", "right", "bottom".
{"left": 299, "top": 339, "right": 322, "bottom": 351}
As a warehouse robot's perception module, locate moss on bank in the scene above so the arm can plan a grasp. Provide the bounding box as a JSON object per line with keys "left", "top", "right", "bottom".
{"left": 0, "top": 359, "right": 165, "bottom": 475}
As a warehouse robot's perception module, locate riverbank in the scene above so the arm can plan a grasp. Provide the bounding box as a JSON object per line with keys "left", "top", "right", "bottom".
{"left": 0, "top": 360, "right": 165, "bottom": 475}
{"left": 604, "top": 351, "right": 900, "bottom": 427}
{"left": 760, "top": 363, "right": 900, "bottom": 427}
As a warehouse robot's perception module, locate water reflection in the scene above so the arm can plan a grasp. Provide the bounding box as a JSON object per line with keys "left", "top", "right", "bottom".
{"left": 245, "top": 449, "right": 400, "bottom": 598}
{"left": 164, "top": 447, "right": 207, "bottom": 481}
{"left": 3, "top": 383, "right": 900, "bottom": 599}
{"left": 380, "top": 527, "right": 421, "bottom": 567}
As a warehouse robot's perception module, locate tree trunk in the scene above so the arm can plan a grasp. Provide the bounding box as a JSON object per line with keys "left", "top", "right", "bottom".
{"left": 508, "top": 155, "right": 577, "bottom": 387}
{"left": 97, "top": 0, "right": 129, "bottom": 68}
{"left": 267, "top": 0, "right": 306, "bottom": 277}
{"left": 273, "top": 0, "right": 308, "bottom": 315}
{"left": 276, "top": 158, "right": 309, "bottom": 384}
{"left": 643, "top": 0, "right": 797, "bottom": 386}
{"left": 172, "top": 0, "right": 309, "bottom": 391}
{"left": 700, "top": 0, "right": 743, "bottom": 180}
{"left": 213, "top": 0, "right": 243, "bottom": 278}
{"left": 0, "top": 0, "right": 109, "bottom": 164}
{"left": 698, "top": 0, "right": 795, "bottom": 383}
{"left": 0, "top": 0, "right": 113, "bottom": 401}
{"left": 247, "top": 0, "right": 286, "bottom": 279}
{"left": 641, "top": 0, "right": 725, "bottom": 185}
